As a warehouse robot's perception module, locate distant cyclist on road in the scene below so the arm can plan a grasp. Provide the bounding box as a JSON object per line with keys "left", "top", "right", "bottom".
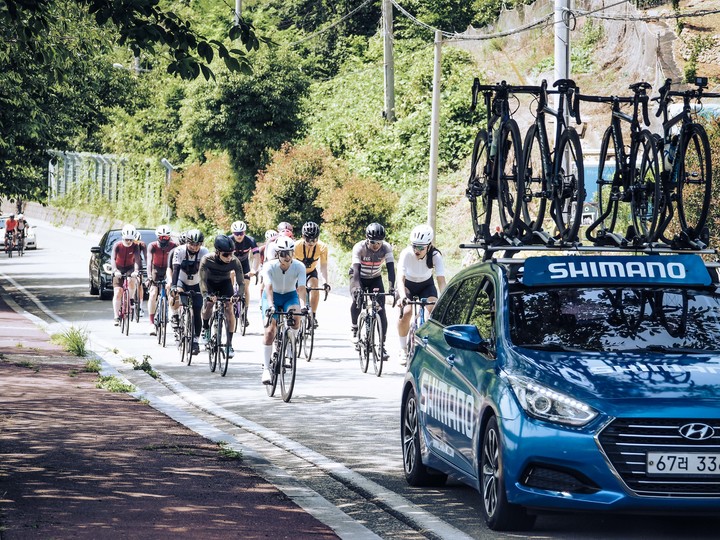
{"left": 260, "top": 236, "right": 307, "bottom": 385}
{"left": 110, "top": 224, "right": 142, "bottom": 326}
{"left": 199, "top": 235, "right": 246, "bottom": 359}
{"left": 229, "top": 220, "right": 260, "bottom": 322}
{"left": 396, "top": 224, "right": 446, "bottom": 365}
{"left": 4, "top": 213, "right": 18, "bottom": 252}
{"left": 349, "top": 223, "right": 395, "bottom": 360}
{"left": 15, "top": 214, "right": 28, "bottom": 251}
{"left": 294, "top": 221, "right": 331, "bottom": 327}
{"left": 264, "top": 221, "right": 293, "bottom": 262}
{"left": 170, "top": 229, "right": 209, "bottom": 355}
{"left": 146, "top": 225, "right": 176, "bottom": 335}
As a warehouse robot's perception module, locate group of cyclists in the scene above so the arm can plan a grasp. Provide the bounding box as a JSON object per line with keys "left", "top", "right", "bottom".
{"left": 108, "top": 217, "right": 446, "bottom": 383}
{"left": 3, "top": 212, "right": 29, "bottom": 255}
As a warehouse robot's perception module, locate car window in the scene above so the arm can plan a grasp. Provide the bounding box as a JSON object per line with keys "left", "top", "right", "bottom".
{"left": 438, "top": 276, "right": 483, "bottom": 326}
{"left": 431, "top": 281, "right": 459, "bottom": 323}
{"left": 468, "top": 279, "right": 494, "bottom": 339}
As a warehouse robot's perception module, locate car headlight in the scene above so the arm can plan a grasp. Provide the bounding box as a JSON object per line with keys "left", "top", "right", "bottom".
{"left": 103, "top": 262, "right": 113, "bottom": 275}
{"left": 507, "top": 375, "right": 597, "bottom": 427}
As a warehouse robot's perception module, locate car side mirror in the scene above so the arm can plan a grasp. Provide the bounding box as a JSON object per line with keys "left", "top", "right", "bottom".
{"left": 91, "top": 246, "right": 101, "bottom": 254}
{"left": 443, "top": 324, "right": 489, "bottom": 354}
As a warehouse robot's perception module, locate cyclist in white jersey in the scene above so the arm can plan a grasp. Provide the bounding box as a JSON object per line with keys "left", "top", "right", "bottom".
{"left": 260, "top": 236, "right": 307, "bottom": 384}
{"left": 396, "top": 224, "right": 446, "bottom": 365}
{"left": 349, "top": 222, "right": 395, "bottom": 360}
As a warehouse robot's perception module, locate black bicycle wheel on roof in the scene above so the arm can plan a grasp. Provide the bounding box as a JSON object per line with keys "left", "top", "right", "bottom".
{"left": 519, "top": 124, "right": 548, "bottom": 237}
{"left": 496, "top": 119, "right": 524, "bottom": 238}
{"left": 550, "top": 128, "right": 585, "bottom": 243}
{"left": 632, "top": 130, "right": 662, "bottom": 243}
{"left": 676, "top": 123, "right": 711, "bottom": 242}
{"left": 467, "top": 129, "right": 493, "bottom": 243}
{"left": 587, "top": 126, "right": 621, "bottom": 240}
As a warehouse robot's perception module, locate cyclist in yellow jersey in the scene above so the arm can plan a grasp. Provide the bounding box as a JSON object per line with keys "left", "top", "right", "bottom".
{"left": 294, "top": 222, "right": 331, "bottom": 327}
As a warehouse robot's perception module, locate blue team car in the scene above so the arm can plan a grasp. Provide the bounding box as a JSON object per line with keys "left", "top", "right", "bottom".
{"left": 401, "top": 248, "right": 720, "bottom": 531}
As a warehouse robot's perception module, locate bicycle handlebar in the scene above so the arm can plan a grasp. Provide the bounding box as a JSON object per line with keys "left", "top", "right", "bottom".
{"left": 263, "top": 307, "right": 307, "bottom": 328}
{"left": 306, "top": 286, "right": 329, "bottom": 302}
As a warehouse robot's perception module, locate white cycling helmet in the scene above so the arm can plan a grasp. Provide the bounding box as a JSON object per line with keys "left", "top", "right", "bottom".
{"left": 410, "top": 224, "right": 434, "bottom": 246}
{"left": 231, "top": 220, "right": 247, "bottom": 234}
{"left": 121, "top": 224, "right": 137, "bottom": 240}
{"left": 134, "top": 230, "right": 142, "bottom": 241}
{"left": 265, "top": 229, "right": 278, "bottom": 242}
{"left": 156, "top": 224, "right": 171, "bottom": 237}
{"left": 17, "top": 213, "right": 24, "bottom": 220}
{"left": 275, "top": 236, "right": 295, "bottom": 252}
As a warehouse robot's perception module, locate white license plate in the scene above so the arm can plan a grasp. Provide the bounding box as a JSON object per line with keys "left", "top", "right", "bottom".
{"left": 647, "top": 452, "right": 720, "bottom": 475}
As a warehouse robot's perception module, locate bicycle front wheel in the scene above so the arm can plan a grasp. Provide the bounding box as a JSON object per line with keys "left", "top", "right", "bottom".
{"left": 184, "top": 308, "right": 195, "bottom": 365}
{"left": 589, "top": 126, "right": 621, "bottom": 239}
{"left": 267, "top": 343, "right": 279, "bottom": 397}
{"left": 632, "top": 130, "right": 662, "bottom": 243}
{"left": 357, "top": 315, "right": 369, "bottom": 373}
{"left": 371, "top": 315, "right": 385, "bottom": 377}
{"left": 280, "top": 330, "right": 297, "bottom": 402}
{"left": 303, "top": 313, "right": 315, "bottom": 362}
{"left": 550, "top": 129, "right": 585, "bottom": 243}
{"left": 467, "top": 129, "right": 493, "bottom": 243}
{"left": 121, "top": 289, "right": 130, "bottom": 336}
{"left": 218, "top": 316, "right": 230, "bottom": 377}
{"left": 676, "top": 123, "right": 711, "bottom": 241}
{"left": 208, "top": 321, "right": 218, "bottom": 373}
{"left": 520, "top": 124, "right": 548, "bottom": 235}
{"left": 240, "top": 302, "right": 248, "bottom": 336}
{"left": 496, "top": 119, "right": 524, "bottom": 237}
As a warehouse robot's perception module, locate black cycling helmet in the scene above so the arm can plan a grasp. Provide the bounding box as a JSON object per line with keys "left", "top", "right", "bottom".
{"left": 214, "top": 234, "right": 235, "bottom": 253}
{"left": 302, "top": 221, "right": 320, "bottom": 240}
{"left": 365, "top": 222, "right": 386, "bottom": 241}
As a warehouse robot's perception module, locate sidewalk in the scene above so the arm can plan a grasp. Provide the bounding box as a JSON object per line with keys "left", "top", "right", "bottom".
{"left": 0, "top": 295, "right": 339, "bottom": 539}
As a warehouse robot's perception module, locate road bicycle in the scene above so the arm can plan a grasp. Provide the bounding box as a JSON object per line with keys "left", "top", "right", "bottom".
{"left": 129, "top": 274, "right": 142, "bottom": 324}
{"left": 16, "top": 229, "right": 25, "bottom": 257}
{"left": 402, "top": 297, "right": 435, "bottom": 365}
{"left": 578, "top": 82, "right": 661, "bottom": 246}
{"left": 118, "top": 273, "right": 134, "bottom": 336}
{"left": 232, "top": 272, "right": 256, "bottom": 335}
{"left": 356, "top": 289, "right": 396, "bottom": 377}
{"left": 520, "top": 79, "right": 585, "bottom": 244}
{"left": 296, "top": 285, "right": 329, "bottom": 362}
{"left": 264, "top": 308, "right": 307, "bottom": 402}
{"left": 152, "top": 279, "right": 169, "bottom": 347}
{"left": 467, "top": 79, "right": 535, "bottom": 245}
{"left": 206, "top": 295, "right": 233, "bottom": 376}
{"left": 650, "top": 76, "right": 720, "bottom": 248}
{"left": 175, "top": 291, "right": 195, "bottom": 365}
{"left": 4, "top": 231, "right": 15, "bottom": 258}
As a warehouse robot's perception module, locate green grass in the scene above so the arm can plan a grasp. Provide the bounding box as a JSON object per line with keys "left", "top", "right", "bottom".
{"left": 218, "top": 443, "right": 243, "bottom": 460}
{"left": 51, "top": 326, "right": 90, "bottom": 357}
{"left": 96, "top": 375, "right": 135, "bottom": 393}
{"left": 84, "top": 359, "right": 101, "bottom": 372}
{"left": 123, "top": 355, "right": 159, "bottom": 379}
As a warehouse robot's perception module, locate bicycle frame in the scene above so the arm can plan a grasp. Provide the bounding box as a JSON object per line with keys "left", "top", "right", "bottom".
{"left": 263, "top": 308, "right": 305, "bottom": 402}
{"left": 176, "top": 291, "right": 195, "bottom": 365}
{"left": 356, "top": 289, "right": 396, "bottom": 377}
{"left": 208, "top": 296, "right": 232, "bottom": 376}
{"left": 153, "top": 279, "right": 169, "bottom": 347}
{"left": 404, "top": 297, "right": 435, "bottom": 364}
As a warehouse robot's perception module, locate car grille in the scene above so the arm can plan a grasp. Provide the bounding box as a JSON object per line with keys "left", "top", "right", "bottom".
{"left": 598, "top": 418, "right": 720, "bottom": 497}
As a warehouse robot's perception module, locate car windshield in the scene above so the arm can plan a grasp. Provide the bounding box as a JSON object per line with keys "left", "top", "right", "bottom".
{"left": 103, "top": 230, "right": 155, "bottom": 256}
{"left": 509, "top": 287, "right": 720, "bottom": 353}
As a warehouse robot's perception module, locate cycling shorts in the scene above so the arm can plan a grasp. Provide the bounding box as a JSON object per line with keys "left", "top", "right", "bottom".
{"left": 261, "top": 290, "right": 300, "bottom": 320}
{"left": 403, "top": 277, "right": 437, "bottom": 301}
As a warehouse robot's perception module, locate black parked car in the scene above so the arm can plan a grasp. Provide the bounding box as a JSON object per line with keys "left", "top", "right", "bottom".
{"left": 89, "top": 228, "right": 156, "bottom": 300}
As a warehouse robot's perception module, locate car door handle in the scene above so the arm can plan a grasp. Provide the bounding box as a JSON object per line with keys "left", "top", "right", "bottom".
{"left": 445, "top": 354, "right": 455, "bottom": 367}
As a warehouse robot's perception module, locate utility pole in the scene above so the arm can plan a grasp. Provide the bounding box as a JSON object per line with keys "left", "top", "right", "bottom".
{"left": 234, "top": 0, "right": 242, "bottom": 25}
{"left": 427, "top": 30, "right": 442, "bottom": 232}
{"left": 382, "top": 0, "right": 396, "bottom": 121}
{"left": 554, "top": 0, "right": 571, "bottom": 109}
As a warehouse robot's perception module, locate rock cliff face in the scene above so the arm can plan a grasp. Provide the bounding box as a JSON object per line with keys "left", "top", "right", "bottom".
{"left": 453, "top": 0, "right": 720, "bottom": 150}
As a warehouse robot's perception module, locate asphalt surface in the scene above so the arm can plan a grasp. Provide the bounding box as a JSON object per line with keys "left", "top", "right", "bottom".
{"left": 0, "top": 293, "right": 342, "bottom": 539}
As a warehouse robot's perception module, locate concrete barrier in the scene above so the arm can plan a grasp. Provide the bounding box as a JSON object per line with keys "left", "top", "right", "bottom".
{"left": 1, "top": 201, "right": 124, "bottom": 236}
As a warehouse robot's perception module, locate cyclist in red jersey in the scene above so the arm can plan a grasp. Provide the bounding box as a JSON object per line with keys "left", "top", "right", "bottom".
{"left": 4, "top": 213, "right": 18, "bottom": 252}
{"left": 146, "top": 224, "right": 177, "bottom": 335}
{"left": 110, "top": 224, "right": 142, "bottom": 325}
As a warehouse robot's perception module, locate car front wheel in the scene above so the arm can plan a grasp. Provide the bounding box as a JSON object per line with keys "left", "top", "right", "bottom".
{"left": 480, "top": 416, "right": 536, "bottom": 531}
{"left": 402, "top": 387, "right": 447, "bottom": 487}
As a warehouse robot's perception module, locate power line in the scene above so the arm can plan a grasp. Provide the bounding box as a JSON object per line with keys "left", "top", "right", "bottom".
{"left": 577, "top": 7, "right": 720, "bottom": 22}
{"left": 288, "top": 0, "right": 376, "bottom": 47}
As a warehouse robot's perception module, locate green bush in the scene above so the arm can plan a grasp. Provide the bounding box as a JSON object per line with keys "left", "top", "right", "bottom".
{"left": 51, "top": 326, "right": 90, "bottom": 357}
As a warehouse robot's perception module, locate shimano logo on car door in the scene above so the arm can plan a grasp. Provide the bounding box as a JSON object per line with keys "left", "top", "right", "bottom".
{"left": 523, "top": 255, "right": 712, "bottom": 287}
{"left": 419, "top": 371, "right": 474, "bottom": 439}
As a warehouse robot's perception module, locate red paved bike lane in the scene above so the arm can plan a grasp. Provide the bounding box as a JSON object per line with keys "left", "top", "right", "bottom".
{"left": 0, "top": 295, "right": 339, "bottom": 539}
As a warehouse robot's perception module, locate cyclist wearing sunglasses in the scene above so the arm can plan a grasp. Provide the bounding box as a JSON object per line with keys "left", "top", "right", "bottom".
{"left": 295, "top": 221, "right": 331, "bottom": 326}
{"left": 229, "top": 220, "right": 260, "bottom": 314}
{"left": 349, "top": 222, "right": 395, "bottom": 360}
{"left": 396, "top": 224, "right": 446, "bottom": 365}
{"left": 198, "top": 235, "right": 246, "bottom": 358}
{"left": 260, "top": 236, "right": 307, "bottom": 384}
{"left": 170, "top": 229, "right": 209, "bottom": 355}
{"left": 147, "top": 224, "right": 177, "bottom": 335}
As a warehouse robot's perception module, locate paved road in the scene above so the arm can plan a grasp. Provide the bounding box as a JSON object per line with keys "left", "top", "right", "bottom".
{"left": 3, "top": 219, "right": 720, "bottom": 539}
